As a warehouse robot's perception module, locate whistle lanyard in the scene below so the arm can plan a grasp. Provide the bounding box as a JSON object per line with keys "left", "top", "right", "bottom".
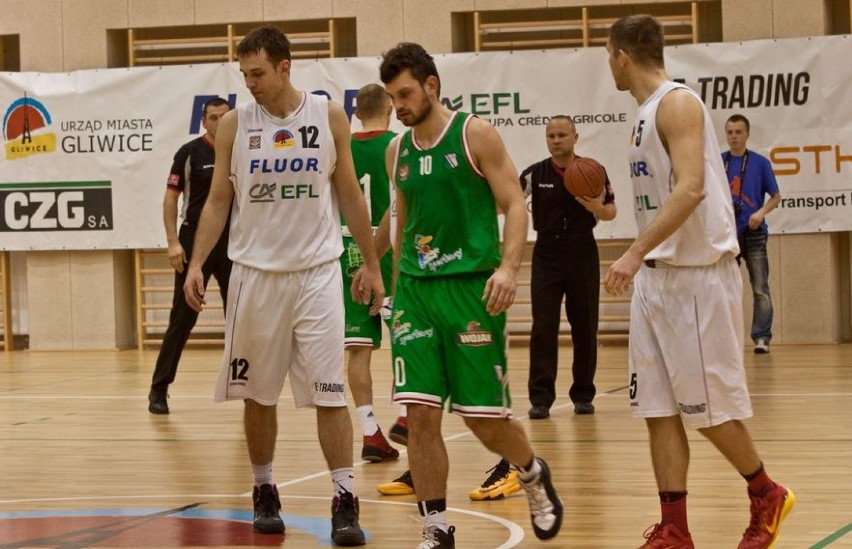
{"left": 724, "top": 149, "right": 749, "bottom": 205}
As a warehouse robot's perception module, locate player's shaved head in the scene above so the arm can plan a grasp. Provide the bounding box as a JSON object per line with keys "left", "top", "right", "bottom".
{"left": 548, "top": 115, "right": 576, "bottom": 133}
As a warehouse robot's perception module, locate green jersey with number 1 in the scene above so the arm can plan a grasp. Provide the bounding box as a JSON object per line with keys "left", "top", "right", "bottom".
{"left": 394, "top": 112, "right": 500, "bottom": 278}
{"left": 343, "top": 130, "right": 395, "bottom": 228}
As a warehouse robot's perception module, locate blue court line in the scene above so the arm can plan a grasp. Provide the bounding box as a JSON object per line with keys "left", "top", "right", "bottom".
{"left": 810, "top": 522, "right": 852, "bottom": 548}
{"left": 0, "top": 508, "right": 344, "bottom": 547}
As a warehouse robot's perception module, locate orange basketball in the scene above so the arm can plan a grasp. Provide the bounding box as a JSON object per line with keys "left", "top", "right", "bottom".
{"left": 564, "top": 156, "right": 606, "bottom": 198}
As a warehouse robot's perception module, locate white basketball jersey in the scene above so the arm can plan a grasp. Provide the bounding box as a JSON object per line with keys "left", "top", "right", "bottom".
{"left": 229, "top": 92, "right": 342, "bottom": 271}
{"left": 629, "top": 81, "right": 738, "bottom": 266}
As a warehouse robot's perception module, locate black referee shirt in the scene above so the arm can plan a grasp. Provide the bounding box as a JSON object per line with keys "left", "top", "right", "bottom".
{"left": 519, "top": 156, "right": 615, "bottom": 234}
{"left": 166, "top": 135, "right": 216, "bottom": 225}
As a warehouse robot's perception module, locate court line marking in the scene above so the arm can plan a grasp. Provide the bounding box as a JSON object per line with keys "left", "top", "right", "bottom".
{"left": 0, "top": 406, "right": 550, "bottom": 547}
{"left": 0, "top": 494, "right": 237, "bottom": 505}
{"left": 810, "top": 522, "right": 852, "bottom": 548}
{"left": 270, "top": 496, "right": 526, "bottom": 549}
{"left": 4, "top": 391, "right": 852, "bottom": 399}
{"left": 0, "top": 494, "right": 524, "bottom": 549}
{"left": 7, "top": 385, "right": 849, "bottom": 546}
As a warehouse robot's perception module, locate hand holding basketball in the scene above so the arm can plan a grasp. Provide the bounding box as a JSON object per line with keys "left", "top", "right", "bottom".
{"left": 564, "top": 156, "right": 606, "bottom": 198}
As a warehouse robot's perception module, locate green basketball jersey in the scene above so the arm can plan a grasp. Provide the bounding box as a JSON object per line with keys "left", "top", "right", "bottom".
{"left": 343, "top": 130, "right": 396, "bottom": 228}
{"left": 394, "top": 112, "right": 500, "bottom": 277}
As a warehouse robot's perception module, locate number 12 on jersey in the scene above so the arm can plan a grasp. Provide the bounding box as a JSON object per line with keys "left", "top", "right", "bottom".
{"left": 230, "top": 357, "right": 249, "bottom": 381}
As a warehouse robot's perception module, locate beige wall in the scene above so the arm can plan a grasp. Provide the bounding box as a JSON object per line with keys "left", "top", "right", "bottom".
{"left": 722, "top": 0, "right": 828, "bottom": 39}
{"left": 4, "top": 0, "right": 849, "bottom": 348}
{"left": 740, "top": 234, "right": 847, "bottom": 345}
{"left": 26, "top": 251, "right": 134, "bottom": 350}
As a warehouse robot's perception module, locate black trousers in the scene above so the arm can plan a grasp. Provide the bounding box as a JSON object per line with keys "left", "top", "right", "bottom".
{"left": 150, "top": 224, "right": 231, "bottom": 390}
{"left": 527, "top": 231, "right": 599, "bottom": 407}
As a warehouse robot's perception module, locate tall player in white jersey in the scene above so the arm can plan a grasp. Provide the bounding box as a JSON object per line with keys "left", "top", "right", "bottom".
{"left": 603, "top": 15, "right": 794, "bottom": 549}
{"left": 183, "top": 26, "right": 383, "bottom": 546}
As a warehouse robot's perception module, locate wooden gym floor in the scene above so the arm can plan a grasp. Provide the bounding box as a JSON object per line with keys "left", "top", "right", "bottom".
{"left": 1, "top": 343, "right": 851, "bottom": 548}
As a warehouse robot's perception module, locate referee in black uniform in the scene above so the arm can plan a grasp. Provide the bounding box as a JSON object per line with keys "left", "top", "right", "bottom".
{"left": 521, "top": 115, "right": 616, "bottom": 419}
{"left": 148, "top": 98, "right": 233, "bottom": 414}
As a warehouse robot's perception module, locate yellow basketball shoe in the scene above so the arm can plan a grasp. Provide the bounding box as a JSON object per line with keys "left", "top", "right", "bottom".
{"left": 469, "top": 459, "right": 521, "bottom": 501}
{"left": 376, "top": 469, "right": 415, "bottom": 496}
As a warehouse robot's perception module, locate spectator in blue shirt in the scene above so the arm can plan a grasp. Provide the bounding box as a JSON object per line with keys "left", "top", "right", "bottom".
{"left": 723, "top": 114, "right": 781, "bottom": 354}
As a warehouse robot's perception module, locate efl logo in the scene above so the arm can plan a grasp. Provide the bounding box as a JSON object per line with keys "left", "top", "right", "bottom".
{"left": 0, "top": 182, "right": 114, "bottom": 231}
{"left": 3, "top": 95, "right": 57, "bottom": 160}
{"left": 440, "top": 92, "right": 532, "bottom": 115}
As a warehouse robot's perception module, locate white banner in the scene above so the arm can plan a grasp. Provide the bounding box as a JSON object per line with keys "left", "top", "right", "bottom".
{"left": 1, "top": 35, "right": 850, "bottom": 250}
{"left": 667, "top": 37, "right": 852, "bottom": 235}
{"left": 0, "top": 64, "right": 247, "bottom": 250}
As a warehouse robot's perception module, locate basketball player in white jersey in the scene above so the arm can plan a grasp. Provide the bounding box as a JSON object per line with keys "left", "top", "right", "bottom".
{"left": 602, "top": 15, "right": 793, "bottom": 549}
{"left": 183, "top": 26, "right": 383, "bottom": 546}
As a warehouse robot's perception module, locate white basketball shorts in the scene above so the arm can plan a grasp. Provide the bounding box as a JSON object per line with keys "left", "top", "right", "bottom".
{"left": 628, "top": 256, "right": 753, "bottom": 429}
{"left": 214, "top": 260, "right": 346, "bottom": 408}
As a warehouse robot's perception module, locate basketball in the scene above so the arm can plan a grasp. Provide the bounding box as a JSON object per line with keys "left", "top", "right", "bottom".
{"left": 564, "top": 156, "right": 606, "bottom": 198}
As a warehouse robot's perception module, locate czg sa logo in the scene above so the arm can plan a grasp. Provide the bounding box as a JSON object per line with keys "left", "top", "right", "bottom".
{"left": 1, "top": 183, "right": 114, "bottom": 231}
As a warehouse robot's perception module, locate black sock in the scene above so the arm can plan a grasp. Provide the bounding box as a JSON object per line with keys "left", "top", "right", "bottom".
{"left": 418, "top": 499, "right": 446, "bottom": 517}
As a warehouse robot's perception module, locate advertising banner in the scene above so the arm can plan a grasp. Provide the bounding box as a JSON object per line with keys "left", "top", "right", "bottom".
{"left": 1, "top": 35, "right": 849, "bottom": 249}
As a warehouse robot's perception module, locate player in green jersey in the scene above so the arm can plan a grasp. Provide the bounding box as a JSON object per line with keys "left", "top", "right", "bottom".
{"left": 341, "top": 84, "right": 399, "bottom": 462}
{"left": 372, "top": 42, "right": 564, "bottom": 548}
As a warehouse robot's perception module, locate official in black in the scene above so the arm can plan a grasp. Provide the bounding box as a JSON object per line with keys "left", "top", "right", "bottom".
{"left": 148, "top": 98, "right": 233, "bottom": 414}
{"left": 521, "top": 115, "right": 616, "bottom": 419}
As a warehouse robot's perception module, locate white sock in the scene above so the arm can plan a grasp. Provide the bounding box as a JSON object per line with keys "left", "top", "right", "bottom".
{"left": 424, "top": 510, "right": 449, "bottom": 532}
{"left": 356, "top": 405, "right": 379, "bottom": 436}
{"left": 252, "top": 462, "right": 274, "bottom": 487}
{"left": 517, "top": 457, "right": 542, "bottom": 483}
{"left": 398, "top": 405, "right": 407, "bottom": 418}
{"left": 331, "top": 467, "right": 355, "bottom": 496}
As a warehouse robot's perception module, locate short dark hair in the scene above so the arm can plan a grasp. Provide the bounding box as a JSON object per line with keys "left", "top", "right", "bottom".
{"left": 237, "top": 26, "right": 292, "bottom": 65}
{"left": 726, "top": 114, "right": 751, "bottom": 132}
{"left": 549, "top": 115, "right": 576, "bottom": 132}
{"left": 609, "top": 15, "right": 665, "bottom": 68}
{"left": 355, "top": 84, "right": 390, "bottom": 119}
{"left": 379, "top": 42, "right": 440, "bottom": 92}
{"left": 202, "top": 97, "right": 231, "bottom": 117}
